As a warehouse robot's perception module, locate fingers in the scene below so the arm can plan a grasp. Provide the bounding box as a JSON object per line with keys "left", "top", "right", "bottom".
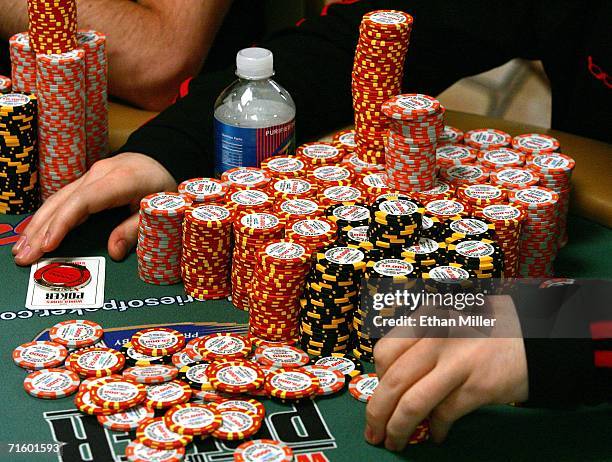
{"left": 384, "top": 365, "right": 465, "bottom": 452}
{"left": 108, "top": 213, "right": 139, "bottom": 261}
{"left": 374, "top": 335, "right": 419, "bottom": 379}
{"left": 365, "top": 339, "right": 437, "bottom": 446}
{"left": 428, "top": 383, "right": 479, "bottom": 443}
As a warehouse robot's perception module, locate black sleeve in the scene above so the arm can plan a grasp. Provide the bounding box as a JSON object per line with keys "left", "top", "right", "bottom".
{"left": 513, "top": 280, "right": 612, "bottom": 407}
{"left": 117, "top": 0, "right": 541, "bottom": 182}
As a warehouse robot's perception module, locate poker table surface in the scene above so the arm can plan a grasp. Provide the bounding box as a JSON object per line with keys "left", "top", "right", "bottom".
{"left": 1, "top": 208, "right": 612, "bottom": 462}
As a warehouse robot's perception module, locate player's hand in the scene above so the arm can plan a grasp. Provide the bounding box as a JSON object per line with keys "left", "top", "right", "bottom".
{"left": 12, "top": 153, "right": 177, "bottom": 266}
{"left": 365, "top": 295, "right": 529, "bottom": 451}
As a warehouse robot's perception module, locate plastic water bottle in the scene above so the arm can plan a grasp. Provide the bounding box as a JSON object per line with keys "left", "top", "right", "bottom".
{"left": 214, "top": 47, "right": 296, "bottom": 175}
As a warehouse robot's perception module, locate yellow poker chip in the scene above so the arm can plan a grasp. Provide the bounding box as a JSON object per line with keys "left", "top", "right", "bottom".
{"left": 163, "top": 403, "right": 222, "bottom": 436}
{"left": 136, "top": 417, "right": 193, "bottom": 450}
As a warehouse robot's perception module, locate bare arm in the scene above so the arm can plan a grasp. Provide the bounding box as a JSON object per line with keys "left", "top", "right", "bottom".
{"left": 0, "top": 0, "right": 232, "bottom": 110}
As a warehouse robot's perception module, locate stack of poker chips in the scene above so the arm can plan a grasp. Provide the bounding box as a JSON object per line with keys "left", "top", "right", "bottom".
{"left": 309, "top": 165, "right": 354, "bottom": 189}
{"left": 508, "top": 186, "right": 560, "bottom": 278}
{"left": 490, "top": 166, "right": 540, "bottom": 191}
{"left": 352, "top": 10, "right": 413, "bottom": 164}
{"left": 436, "top": 144, "right": 478, "bottom": 169}
{"left": 463, "top": 128, "right": 512, "bottom": 153}
{"left": 440, "top": 163, "right": 490, "bottom": 187}
{"left": 318, "top": 185, "right": 366, "bottom": 208}
{"left": 36, "top": 50, "right": 87, "bottom": 200}
{"left": 268, "top": 177, "right": 318, "bottom": 201}
{"left": 475, "top": 204, "right": 524, "bottom": 278}
{"left": 357, "top": 172, "right": 390, "bottom": 203}
{"left": 355, "top": 256, "right": 418, "bottom": 361}
{"left": 9, "top": 33, "right": 36, "bottom": 93}
{"left": 178, "top": 177, "right": 228, "bottom": 204}
{"left": 456, "top": 184, "right": 508, "bottom": 213}
{"left": 326, "top": 203, "right": 371, "bottom": 243}
{"left": 401, "top": 237, "right": 448, "bottom": 275}
{"left": 296, "top": 142, "right": 346, "bottom": 168}
{"left": 382, "top": 94, "right": 444, "bottom": 192}
{"left": 248, "top": 240, "right": 312, "bottom": 343}
{"left": 221, "top": 166, "right": 272, "bottom": 192}
{"left": 260, "top": 155, "right": 308, "bottom": 179}
{"left": 422, "top": 263, "right": 475, "bottom": 294}
{"left": 367, "top": 194, "right": 423, "bottom": 256}
{"left": 299, "top": 245, "right": 366, "bottom": 356}
{"left": 231, "top": 212, "right": 284, "bottom": 310}
{"left": 512, "top": 133, "right": 560, "bottom": 156}
{"left": 341, "top": 153, "right": 385, "bottom": 177}
{"left": 407, "top": 180, "right": 454, "bottom": 205}
{"left": 77, "top": 31, "right": 109, "bottom": 168}
{"left": 332, "top": 129, "right": 356, "bottom": 156}
{"left": 420, "top": 214, "right": 444, "bottom": 240}
{"left": 273, "top": 198, "right": 325, "bottom": 227}
{"left": 27, "top": 0, "right": 77, "bottom": 54}
{"left": 284, "top": 217, "right": 338, "bottom": 253}
{"left": 438, "top": 125, "right": 464, "bottom": 145}
{"left": 443, "top": 216, "right": 496, "bottom": 245}
{"left": 525, "top": 153, "right": 575, "bottom": 249}
{"left": 424, "top": 198, "right": 469, "bottom": 223}
{"left": 137, "top": 193, "right": 191, "bottom": 285}
{"left": 477, "top": 147, "right": 526, "bottom": 170}
{"left": 227, "top": 189, "right": 274, "bottom": 216}
{"left": 446, "top": 238, "right": 505, "bottom": 293}
{"left": 0, "top": 93, "right": 40, "bottom": 214}
{"left": 181, "top": 204, "right": 232, "bottom": 299}
{"left": 0, "top": 76, "right": 11, "bottom": 93}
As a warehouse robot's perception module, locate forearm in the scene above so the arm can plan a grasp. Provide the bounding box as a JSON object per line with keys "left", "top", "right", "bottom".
{"left": 1, "top": 0, "right": 231, "bottom": 110}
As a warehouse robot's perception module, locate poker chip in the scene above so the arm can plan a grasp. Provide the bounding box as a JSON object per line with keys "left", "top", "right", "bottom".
{"left": 0, "top": 92, "right": 40, "bottom": 214}
{"left": 8, "top": 34, "right": 36, "bottom": 93}
{"left": 183, "top": 337, "right": 204, "bottom": 362}
{"left": 440, "top": 164, "right": 490, "bottom": 186}
{"left": 296, "top": 142, "right": 345, "bottom": 166}
{"left": 408, "top": 420, "right": 431, "bottom": 444}
{"left": 231, "top": 212, "right": 284, "bottom": 310}
{"left": 131, "top": 328, "right": 186, "bottom": 357}
{"left": 136, "top": 417, "right": 193, "bottom": 450}
{"left": 310, "top": 165, "right": 353, "bottom": 188}
{"left": 456, "top": 184, "right": 507, "bottom": 211}
{"left": 349, "top": 373, "right": 379, "bottom": 402}
{"left": 273, "top": 198, "right": 324, "bottom": 225}
{"left": 212, "top": 408, "right": 263, "bottom": 441}
{"left": 78, "top": 375, "right": 114, "bottom": 393}
{"left": 121, "top": 342, "right": 170, "bottom": 367}
{"left": 192, "top": 388, "right": 234, "bottom": 403}
{"left": 195, "top": 333, "right": 251, "bottom": 361}
{"left": 342, "top": 154, "right": 385, "bottom": 175}
{"left": 181, "top": 205, "right": 232, "bottom": 299}
{"left": 163, "top": 403, "right": 222, "bottom": 436}
{"left": 90, "top": 376, "right": 147, "bottom": 410}
{"left": 234, "top": 439, "right": 294, "bottom": 462}
{"left": 123, "top": 365, "right": 178, "bottom": 384}
{"left": 353, "top": 10, "right": 413, "bottom": 164}
{"left": 77, "top": 30, "right": 109, "bottom": 168}
{"left": 137, "top": 193, "right": 192, "bottom": 285}
{"left": 33, "top": 262, "right": 91, "bottom": 291}
{"left": 49, "top": 320, "right": 103, "bottom": 348}
{"left": 284, "top": 217, "right": 338, "bottom": 253}
{"left": 422, "top": 264, "right": 475, "bottom": 294}
{"left": 260, "top": 155, "right": 307, "bottom": 178}
{"left": 216, "top": 399, "right": 266, "bottom": 419}
{"left": 28, "top": 0, "right": 77, "bottom": 54}
{"left": 464, "top": 128, "right": 511, "bottom": 151}
{"left": 443, "top": 216, "right": 496, "bottom": 244}
{"left": 490, "top": 167, "right": 540, "bottom": 190}
{"left": 221, "top": 167, "right": 272, "bottom": 191}
{"left": 145, "top": 380, "right": 193, "bottom": 410}
{"left": 177, "top": 361, "right": 212, "bottom": 390}
{"left": 228, "top": 189, "right": 274, "bottom": 215}
{"left": 539, "top": 278, "right": 576, "bottom": 288}
{"left": 171, "top": 350, "right": 197, "bottom": 369}
{"left": 125, "top": 440, "right": 185, "bottom": 462}
{"left": 98, "top": 405, "right": 154, "bottom": 431}
{"left": 178, "top": 177, "right": 228, "bottom": 203}
{"left": 424, "top": 198, "right": 468, "bottom": 220}
{"left": 478, "top": 148, "right": 525, "bottom": 169}
{"left": 13, "top": 341, "right": 68, "bottom": 370}
{"left": 36, "top": 50, "right": 87, "bottom": 200}
{"left": 332, "top": 129, "right": 356, "bottom": 154}
{"left": 439, "top": 125, "right": 464, "bottom": 145}
{"left": 269, "top": 178, "right": 318, "bottom": 200}
{"left": 74, "top": 390, "right": 117, "bottom": 415}
{"left": 65, "top": 346, "right": 125, "bottom": 377}
{"left": 313, "top": 353, "right": 364, "bottom": 381}
{"left": 0, "top": 75, "right": 11, "bottom": 93}
{"left": 208, "top": 360, "right": 266, "bottom": 394}
{"left": 303, "top": 365, "right": 346, "bottom": 396}
{"left": 436, "top": 144, "right": 477, "bottom": 168}
{"left": 512, "top": 133, "right": 560, "bottom": 155}
{"left": 264, "top": 368, "right": 320, "bottom": 401}
{"left": 254, "top": 345, "right": 310, "bottom": 369}
{"left": 24, "top": 368, "right": 80, "bottom": 399}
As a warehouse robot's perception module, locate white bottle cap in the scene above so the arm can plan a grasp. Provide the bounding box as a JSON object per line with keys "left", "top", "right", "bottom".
{"left": 236, "top": 47, "right": 274, "bottom": 79}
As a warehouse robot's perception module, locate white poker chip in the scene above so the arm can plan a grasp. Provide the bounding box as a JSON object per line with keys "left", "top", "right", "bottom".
{"left": 98, "top": 405, "right": 154, "bottom": 431}
{"left": 13, "top": 341, "right": 68, "bottom": 370}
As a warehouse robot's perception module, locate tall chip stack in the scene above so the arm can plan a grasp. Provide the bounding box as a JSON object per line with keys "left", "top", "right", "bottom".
{"left": 178, "top": 177, "right": 228, "bottom": 204}
{"left": 181, "top": 204, "right": 232, "bottom": 298}
{"left": 299, "top": 246, "right": 366, "bottom": 356}
{"left": 352, "top": 10, "right": 412, "bottom": 164}
{"left": 508, "top": 186, "right": 560, "bottom": 278}
{"left": 231, "top": 212, "right": 284, "bottom": 310}
{"left": 9, "top": 33, "right": 36, "bottom": 93}
{"left": 0, "top": 76, "right": 11, "bottom": 93}
{"left": 446, "top": 238, "right": 505, "bottom": 293}
{"left": 77, "top": 31, "right": 109, "bottom": 168}
{"left": 0, "top": 93, "right": 40, "bottom": 214}
{"left": 326, "top": 203, "right": 371, "bottom": 244}
{"left": 36, "top": 50, "right": 87, "bottom": 199}
{"left": 525, "top": 153, "right": 574, "bottom": 249}
{"left": 367, "top": 194, "right": 422, "bottom": 256}
{"left": 137, "top": 193, "right": 192, "bottom": 285}
{"left": 27, "top": 0, "right": 77, "bottom": 54}
{"left": 248, "top": 240, "right": 312, "bottom": 343}
{"left": 382, "top": 94, "right": 444, "bottom": 192}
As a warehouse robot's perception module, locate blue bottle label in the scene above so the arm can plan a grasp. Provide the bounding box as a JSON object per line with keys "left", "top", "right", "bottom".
{"left": 214, "top": 118, "right": 296, "bottom": 174}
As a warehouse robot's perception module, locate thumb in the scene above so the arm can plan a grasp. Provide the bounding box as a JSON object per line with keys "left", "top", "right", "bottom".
{"left": 108, "top": 212, "right": 140, "bottom": 261}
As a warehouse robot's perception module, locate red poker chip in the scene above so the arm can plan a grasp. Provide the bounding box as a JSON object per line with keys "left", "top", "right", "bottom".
{"left": 33, "top": 262, "right": 91, "bottom": 291}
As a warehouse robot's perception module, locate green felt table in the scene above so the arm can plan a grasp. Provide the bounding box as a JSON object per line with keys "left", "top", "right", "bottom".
{"left": 1, "top": 210, "right": 611, "bottom": 462}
